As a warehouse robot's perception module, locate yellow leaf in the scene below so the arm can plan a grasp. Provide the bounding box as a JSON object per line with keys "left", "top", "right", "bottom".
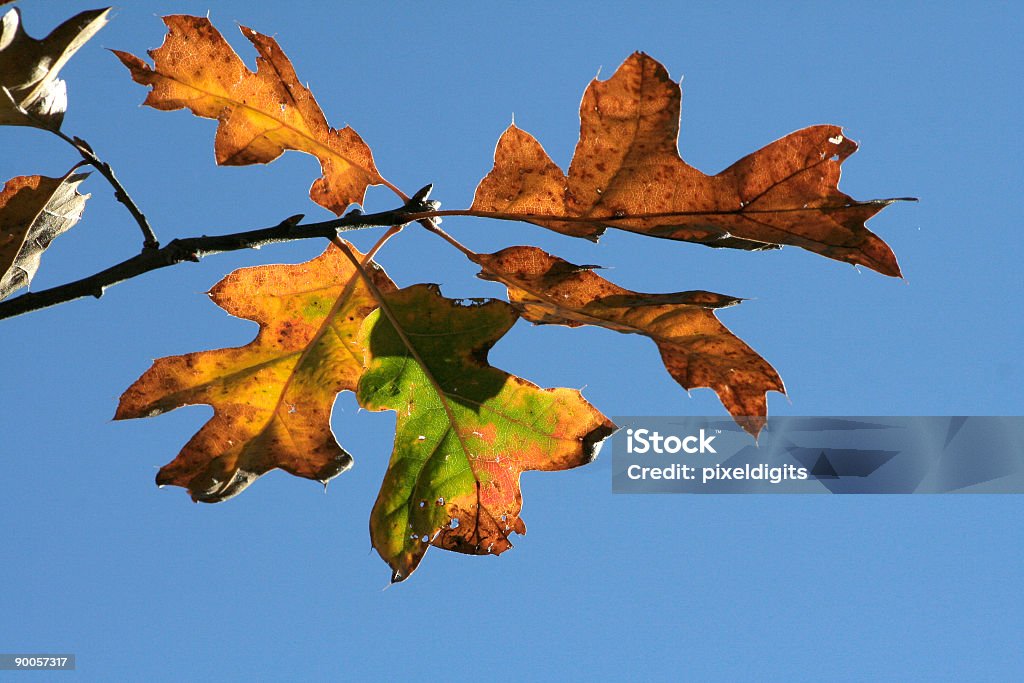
{"left": 115, "top": 242, "right": 396, "bottom": 502}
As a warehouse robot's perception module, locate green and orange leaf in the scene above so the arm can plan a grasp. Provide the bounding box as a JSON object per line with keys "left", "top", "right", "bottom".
{"left": 473, "top": 246, "right": 783, "bottom": 436}
{"left": 357, "top": 284, "right": 616, "bottom": 582}
{"left": 472, "top": 52, "right": 904, "bottom": 276}
{"left": 115, "top": 241, "right": 396, "bottom": 502}
{"left": 113, "top": 15, "right": 385, "bottom": 215}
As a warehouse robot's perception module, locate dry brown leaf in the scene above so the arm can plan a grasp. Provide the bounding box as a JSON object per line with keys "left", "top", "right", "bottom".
{"left": 473, "top": 245, "right": 783, "bottom": 435}
{"left": 0, "top": 170, "right": 89, "bottom": 300}
{"left": 0, "top": 6, "right": 110, "bottom": 129}
{"left": 472, "top": 52, "right": 903, "bottom": 276}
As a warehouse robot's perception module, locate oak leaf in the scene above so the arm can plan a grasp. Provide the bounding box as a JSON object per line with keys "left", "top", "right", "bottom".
{"left": 473, "top": 246, "right": 783, "bottom": 436}
{"left": 357, "top": 284, "right": 616, "bottom": 581}
{"left": 113, "top": 16, "right": 385, "bottom": 215}
{"left": 115, "top": 242, "right": 397, "bottom": 502}
{"left": 0, "top": 6, "right": 110, "bottom": 129}
{"left": 472, "top": 52, "right": 902, "bottom": 276}
{"left": 0, "top": 170, "right": 89, "bottom": 300}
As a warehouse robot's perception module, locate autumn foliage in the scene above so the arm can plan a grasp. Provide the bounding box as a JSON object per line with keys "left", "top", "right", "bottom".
{"left": 0, "top": 7, "right": 909, "bottom": 581}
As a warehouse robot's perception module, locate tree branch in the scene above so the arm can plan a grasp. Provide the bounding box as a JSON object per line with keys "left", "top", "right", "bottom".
{"left": 0, "top": 202, "right": 431, "bottom": 321}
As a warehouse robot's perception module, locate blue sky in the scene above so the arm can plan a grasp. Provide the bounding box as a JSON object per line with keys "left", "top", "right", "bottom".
{"left": 1, "top": 0, "right": 1022, "bottom": 680}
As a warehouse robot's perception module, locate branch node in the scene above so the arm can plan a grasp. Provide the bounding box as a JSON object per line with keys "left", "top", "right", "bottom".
{"left": 410, "top": 184, "right": 433, "bottom": 204}
{"left": 72, "top": 136, "right": 94, "bottom": 153}
{"left": 403, "top": 184, "right": 442, "bottom": 222}
{"left": 280, "top": 214, "right": 305, "bottom": 231}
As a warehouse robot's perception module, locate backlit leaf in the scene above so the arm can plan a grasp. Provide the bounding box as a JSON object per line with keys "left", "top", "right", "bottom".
{"left": 472, "top": 52, "right": 903, "bottom": 276}
{"left": 115, "top": 242, "right": 396, "bottom": 502}
{"left": 357, "top": 284, "right": 616, "bottom": 581}
{"left": 0, "top": 6, "right": 110, "bottom": 129}
{"left": 113, "top": 16, "right": 385, "bottom": 215}
{"left": 0, "top": 170, "right": 89, "bottom": 300}
{"left": 473, "top": 246, "right": 783, "bottom": 436}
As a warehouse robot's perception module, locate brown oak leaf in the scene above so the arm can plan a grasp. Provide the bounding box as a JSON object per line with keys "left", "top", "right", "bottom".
{"left": 472, "top": 52, "right": 903, "bottom": 276}
{"left": 472, "top": 245, "right": 783, "bottom": 435}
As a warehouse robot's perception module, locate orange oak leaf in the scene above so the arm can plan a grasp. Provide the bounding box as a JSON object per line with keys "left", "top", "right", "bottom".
{"left": 472, "top": 246, "right": 783, "bottom": 436}
{"left": 113, "top": 15, "right": 386, "bottom": 215}
{"left": 115, "top": 241, "right": 396, "bottom": 502}
{"left": 472, "top": 52, "right": 904, "bottom": 276}
{"left": 356, "top": 284, "right": 616, "bottom": 581}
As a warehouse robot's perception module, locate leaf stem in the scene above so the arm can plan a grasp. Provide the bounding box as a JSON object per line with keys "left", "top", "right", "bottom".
{"left": 416, "top": 219, "right": 475, "bottom": 258}
{"left": 50, "top": 128, "right": 160, "bottom": 249}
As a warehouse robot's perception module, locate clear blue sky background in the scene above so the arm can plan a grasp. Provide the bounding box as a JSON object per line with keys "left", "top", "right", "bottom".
{"left": 2, "top": 1, "right": 1022, "bottom": 680}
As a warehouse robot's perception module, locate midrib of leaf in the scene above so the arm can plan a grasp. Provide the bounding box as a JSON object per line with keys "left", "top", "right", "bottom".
{"left": 154, "top": 73, "right": 398, "bottom": 196}
{"left": 255, "top": 260, "right": 367, "bottom": 440}
{"left": 152, "top": 261, "right": 368, "bottom": 455}
{"left": 471, "top": 253, "right": 716, "bottom": 352}
{"left": 564, "top": 64, "right": 885, "bottom": 250}
{"left": 426, "top": 222, "right": 726, "bottom": 351}
{"left": 335, "top": 239, "right": 486, "bottom": 537}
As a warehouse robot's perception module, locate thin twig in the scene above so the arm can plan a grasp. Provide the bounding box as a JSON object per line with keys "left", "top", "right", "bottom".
{"left": 50, "top": 128, "right": 160, "bottom": 249}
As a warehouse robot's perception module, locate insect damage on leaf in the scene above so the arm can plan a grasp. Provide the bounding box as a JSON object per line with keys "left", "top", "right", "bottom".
{"left": 0, "top": 6, "right": 110, "bottom": 129}
{"left": 0, "top": 169, "right": 89, "bottom": 300}
{"left": 115, "top": 242, "right": 396, "bottom": 502}
{"left": 356, "top": 284, "right": 616, "bottom": 582}
{"left": 472, "top": 246, "right": 783, "bottom": 436}
{"left": 472, "top": 52, "right": 905, "bottom": 276}
{"left": 112, "top": 15, "right": 386, "bottom": 215}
